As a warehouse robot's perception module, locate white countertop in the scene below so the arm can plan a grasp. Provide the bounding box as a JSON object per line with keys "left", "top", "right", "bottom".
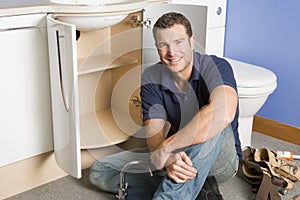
{"left": 0, "top": 0, "right": 150, "bottom": 17}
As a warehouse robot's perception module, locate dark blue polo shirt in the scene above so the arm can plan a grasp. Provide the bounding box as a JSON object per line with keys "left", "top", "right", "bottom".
{"left": 141, "top": 51, "right": 242, "bottom": 160}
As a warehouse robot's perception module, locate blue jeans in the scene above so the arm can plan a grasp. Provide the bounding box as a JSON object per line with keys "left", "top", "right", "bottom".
{"left": 89, "top": 125, "right": 239, "bottom": 200}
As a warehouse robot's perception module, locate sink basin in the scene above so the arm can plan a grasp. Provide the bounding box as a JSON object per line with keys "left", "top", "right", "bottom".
{"left": 50, "top": 0, "right": 146, "bottom": 6}
{"left": 51, "top": 0, "right": 148, "bottom": 31}
{"left": 56, "top": 13, "right": 128, "bottom": 31}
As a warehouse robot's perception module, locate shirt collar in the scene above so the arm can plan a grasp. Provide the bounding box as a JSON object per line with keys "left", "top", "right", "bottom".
{"left": 160, "top": 51, "right": 201, "bottom": 92}
{"left": 189, "top": 51, "right": 201, "bottom": 82}
{"left": 161, "top": 64, "right": 177, "bottom": 92}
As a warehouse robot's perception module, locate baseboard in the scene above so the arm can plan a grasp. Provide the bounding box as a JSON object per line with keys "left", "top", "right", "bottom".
{"left": 0, "top": 151, "right": 67, "bottom": 199}
{"left": 0, "top": 151, "right": 99, "bottom": 199}
{"left": 253, "top": 115, "right": 300, "bottom": 145}
{"left": 0, "top": 146, "right": 121, "bottom": 199}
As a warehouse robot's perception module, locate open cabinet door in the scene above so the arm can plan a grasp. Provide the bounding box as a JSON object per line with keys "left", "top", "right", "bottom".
{"left": 47, "top": 15, "right": 81, "bottom": 178}
{"left": 142, "top": 4, "right": 208, "bottom": 67}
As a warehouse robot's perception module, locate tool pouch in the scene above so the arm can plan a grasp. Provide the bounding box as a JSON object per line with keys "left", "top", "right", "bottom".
{"left": 242, "top": 146, "right": 300, "bottom": 200}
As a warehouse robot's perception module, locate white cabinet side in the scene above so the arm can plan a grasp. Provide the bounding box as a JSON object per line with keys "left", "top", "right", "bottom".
{"left": 0, "top": 14, "right": 53, "bottom": 167}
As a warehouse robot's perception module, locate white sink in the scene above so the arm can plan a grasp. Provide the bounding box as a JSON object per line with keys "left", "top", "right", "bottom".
{"left": 51, "top": 0, "right": 148, "bottom": 30}
{"left": 50, "top": 0, "right": 143, "bottom": 6}
{"left": 56, "top": 13, "right": 128, "bottom": 31}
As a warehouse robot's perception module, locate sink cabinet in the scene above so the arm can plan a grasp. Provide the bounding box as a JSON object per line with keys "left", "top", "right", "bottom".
{"left": 47, "top": 2, "right": 224, "bottom": 178}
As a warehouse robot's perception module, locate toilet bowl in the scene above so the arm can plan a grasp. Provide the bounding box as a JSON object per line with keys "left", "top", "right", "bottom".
{"left": 225, "top": 58, "right": 277, "bottom": 149}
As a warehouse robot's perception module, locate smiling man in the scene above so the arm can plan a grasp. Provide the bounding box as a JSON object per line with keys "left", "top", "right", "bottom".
{"left": 89, "top": 12, "right": 241, "bottom": 200}
{"left": 141, "top": 12, "right": 241, "bottom": 199}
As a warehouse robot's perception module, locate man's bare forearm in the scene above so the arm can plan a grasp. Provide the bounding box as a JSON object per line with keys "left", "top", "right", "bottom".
{"left": 158, "top": 85, "right": 237, "bottom": 154}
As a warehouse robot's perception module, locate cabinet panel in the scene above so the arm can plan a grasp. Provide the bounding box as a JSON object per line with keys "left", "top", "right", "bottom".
{"left": 171, "top": 0, "right": 227, "bottom": 28}
{"left": 47, "top": 15, "right": 81, "bottom": 178}
{"left": 0, "top": 14, "right": 52, "bottom": 167}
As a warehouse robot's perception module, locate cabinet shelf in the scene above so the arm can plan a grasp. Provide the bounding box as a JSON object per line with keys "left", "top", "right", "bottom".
{"left": 78, "top": 54, "right": 139, "bottom": 75}
{"left": 80, "top": 108, "right": 132, "bottom": 149}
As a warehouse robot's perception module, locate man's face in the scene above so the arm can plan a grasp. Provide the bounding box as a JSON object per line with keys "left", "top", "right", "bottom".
{"left": 155, "top": 24, "right": 194, "bottom": 75}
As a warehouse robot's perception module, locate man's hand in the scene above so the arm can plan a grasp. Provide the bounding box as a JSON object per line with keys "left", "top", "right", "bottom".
{"left": 150, "top": 148, "right": 197, "bottom": 183}
{"left": 165, "top": 152, "right": 197, "bottom": 183}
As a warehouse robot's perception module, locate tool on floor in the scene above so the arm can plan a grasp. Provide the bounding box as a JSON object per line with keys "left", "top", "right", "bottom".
{"left": 116, "top": 160, "right": 153, "bottom": 200}
{"left": 274, "top": 150, "right": 300, "bottom": 161}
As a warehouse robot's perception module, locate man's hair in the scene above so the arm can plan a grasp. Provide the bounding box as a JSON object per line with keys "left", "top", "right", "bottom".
{"left": 152, "top": 12, "right": 193, "bottom": 39}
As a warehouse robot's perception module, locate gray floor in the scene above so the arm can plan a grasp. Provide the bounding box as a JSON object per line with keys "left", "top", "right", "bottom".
{"left": 5, "top": 132, "right": 300, "bottom": 200}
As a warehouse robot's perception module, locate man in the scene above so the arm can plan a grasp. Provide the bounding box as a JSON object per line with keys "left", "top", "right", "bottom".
{"left": 89, "top": 12, "right": 241, "bottom": 200}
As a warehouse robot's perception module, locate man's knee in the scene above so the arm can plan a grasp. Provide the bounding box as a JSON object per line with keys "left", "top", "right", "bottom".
{"left": 89, "top": 160, "right": 119, "bottom": 193}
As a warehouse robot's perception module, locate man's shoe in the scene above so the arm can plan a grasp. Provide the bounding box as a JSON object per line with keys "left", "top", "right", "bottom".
{"left": 196, "top": 176, "right": 223, "bottom": 200}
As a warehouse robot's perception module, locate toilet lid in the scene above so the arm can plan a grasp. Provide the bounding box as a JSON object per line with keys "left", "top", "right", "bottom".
{"left": 225, "top": 58, "right": 277, "bottom": 88}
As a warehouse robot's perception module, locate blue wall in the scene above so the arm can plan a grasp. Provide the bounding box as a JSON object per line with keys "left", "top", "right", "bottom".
{"left": 224, "top": 0, "right": 300, "bottom": 127}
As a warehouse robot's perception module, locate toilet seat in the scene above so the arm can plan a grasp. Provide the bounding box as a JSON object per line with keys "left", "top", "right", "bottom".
{"left": 225, "top": 58, "right": 277, "bottom": 97}
{"left": 237, "top": 83, "right": 277, "bottom": 97}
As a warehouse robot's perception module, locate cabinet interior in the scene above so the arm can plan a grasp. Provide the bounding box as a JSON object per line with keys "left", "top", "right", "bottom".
{"left": 76, "top": 11, "right": 143, "bottom": 149}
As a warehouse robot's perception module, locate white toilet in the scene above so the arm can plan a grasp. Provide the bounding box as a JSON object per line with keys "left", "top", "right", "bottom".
{"left": 226, "top": 58, "right": 277, "bottom": 149}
